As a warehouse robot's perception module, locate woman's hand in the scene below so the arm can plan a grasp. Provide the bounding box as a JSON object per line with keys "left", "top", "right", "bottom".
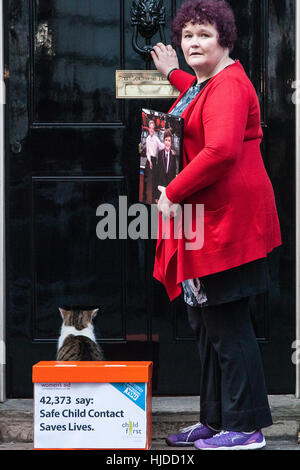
{"left": 157, "top": 186, "right": 180, "bottom": 219}
{"left": 150, "top": 43, "right": 179, "bottom": 78}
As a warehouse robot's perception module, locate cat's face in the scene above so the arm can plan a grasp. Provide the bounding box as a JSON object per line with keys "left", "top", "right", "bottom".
{"left": 59, "top": 308, "right": 99, "bottom": 330}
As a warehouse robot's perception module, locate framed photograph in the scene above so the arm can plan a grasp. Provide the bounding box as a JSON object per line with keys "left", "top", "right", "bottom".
{"left": 139, "top": 108, "right": 184, "bottom": 205}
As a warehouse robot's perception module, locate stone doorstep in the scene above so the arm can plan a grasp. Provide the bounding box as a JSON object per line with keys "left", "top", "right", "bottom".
{"left": 151, "top": 416, "right": 300, "bottom": 440}
{"left": 151, "top": 394, "right": 300, "bottom": 440}
{"left": 0, "top": 396, "right": 299, "bottom": 444}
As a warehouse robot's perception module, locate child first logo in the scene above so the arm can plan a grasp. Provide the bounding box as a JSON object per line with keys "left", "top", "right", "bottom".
{"left": 122, "top": 419, "right": 142, "bottom": 436}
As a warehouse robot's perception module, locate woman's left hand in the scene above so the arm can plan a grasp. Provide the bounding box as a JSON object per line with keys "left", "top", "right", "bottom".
{"left": 157, "top": 186, "right": 179, "bottom": 219}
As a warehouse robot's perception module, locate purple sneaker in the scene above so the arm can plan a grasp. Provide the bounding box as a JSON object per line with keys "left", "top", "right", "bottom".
{"left": 166, "top": 422, "right": 219, "bottom": 447}
{"left": 194, "top": 430, "right": 266, "bottom": 450}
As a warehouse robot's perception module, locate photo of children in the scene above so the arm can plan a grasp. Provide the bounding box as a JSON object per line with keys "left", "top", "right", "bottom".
{"left": 139, "top": 109, "right": 183, "bottom": 205}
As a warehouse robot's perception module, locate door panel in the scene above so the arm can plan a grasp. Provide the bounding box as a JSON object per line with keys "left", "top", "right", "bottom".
{"left": 33, "top": 1, "right": 122, "bottom": 123}
{"left": 6, "top": 0, "right": 295, "bottom": 396}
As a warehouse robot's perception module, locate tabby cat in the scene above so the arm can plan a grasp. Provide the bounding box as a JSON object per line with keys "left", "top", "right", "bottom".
{"left": 56, "top": 308, "right": 105, "bottom": 361}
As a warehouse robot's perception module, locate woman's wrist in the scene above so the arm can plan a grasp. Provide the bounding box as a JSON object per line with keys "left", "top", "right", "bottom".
{"left": 165, "top": 186, "right": 178, "bottom": 204}
{"left": 167, "top": 68, "right": 179, "bottom": 81}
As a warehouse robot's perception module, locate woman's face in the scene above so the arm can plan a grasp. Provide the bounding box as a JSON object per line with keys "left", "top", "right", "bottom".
{"left": 181, "top": 22, "right": 226, "bottom": 73}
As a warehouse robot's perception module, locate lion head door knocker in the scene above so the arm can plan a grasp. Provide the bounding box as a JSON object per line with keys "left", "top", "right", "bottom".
{"left": 131, "top": 0, "right": 166, "bottom": 67}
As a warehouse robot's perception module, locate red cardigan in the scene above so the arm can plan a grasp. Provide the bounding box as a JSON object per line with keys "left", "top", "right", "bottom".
{"left": 153, "top": 60, "right": 282, "bottom": 300}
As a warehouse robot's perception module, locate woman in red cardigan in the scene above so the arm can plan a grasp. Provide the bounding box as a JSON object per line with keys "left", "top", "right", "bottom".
{"left": 151, "top": 0, "right": 282, "bottom": 451}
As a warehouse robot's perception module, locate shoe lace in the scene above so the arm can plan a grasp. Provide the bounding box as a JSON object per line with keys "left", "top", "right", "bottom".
{"left": 179, "top": 422, "right": 202, "bottom": 433}
{"left": 214, "top": 430, "right": 230, "bottom": 438}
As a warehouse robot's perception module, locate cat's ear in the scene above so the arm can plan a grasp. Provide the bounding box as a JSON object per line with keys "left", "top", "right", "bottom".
{"left": 91, "top": 308, "right": 99, "bottom": 319}
{"left": 59, "top": 307, "right": 68, "bottom": 318}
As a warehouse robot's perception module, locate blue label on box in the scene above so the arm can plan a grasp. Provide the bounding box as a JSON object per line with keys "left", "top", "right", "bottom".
{"left": 111, "top": 383, "right": 146, "bottom": 411}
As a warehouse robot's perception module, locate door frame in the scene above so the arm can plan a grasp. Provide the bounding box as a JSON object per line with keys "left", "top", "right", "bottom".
{"left": 296, "top": 0, "right": 300, "bottom": 399}
{"left": 0, "top": 0, "right": 5, "bottom": 402}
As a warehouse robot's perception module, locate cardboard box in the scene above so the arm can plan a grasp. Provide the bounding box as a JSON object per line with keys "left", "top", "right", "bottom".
{"left": 32, "top": 361, "right": 153, "bottom": 450}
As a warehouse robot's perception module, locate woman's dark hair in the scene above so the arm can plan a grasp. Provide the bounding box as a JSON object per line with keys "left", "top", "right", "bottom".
{"left": 172, "top": 0, "right": 237, "bottom": 52}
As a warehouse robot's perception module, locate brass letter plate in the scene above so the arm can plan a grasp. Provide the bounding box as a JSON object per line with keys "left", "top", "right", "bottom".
{"left": 116, "top": 70, "right": 180, "bottom": 99}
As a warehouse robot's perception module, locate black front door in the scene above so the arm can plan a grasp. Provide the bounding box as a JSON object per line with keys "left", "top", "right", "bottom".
{"left": 6, "top": 0, "right": 295, "bottom": 397}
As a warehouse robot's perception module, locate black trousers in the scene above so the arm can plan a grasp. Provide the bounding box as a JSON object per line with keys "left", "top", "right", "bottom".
{"left": 187, "top": 296, "right": 273, "bottom": 432}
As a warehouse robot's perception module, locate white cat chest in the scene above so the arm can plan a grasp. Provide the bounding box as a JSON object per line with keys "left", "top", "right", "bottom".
{"left": 32, "top": 361, "right": 153, "bottom": 450}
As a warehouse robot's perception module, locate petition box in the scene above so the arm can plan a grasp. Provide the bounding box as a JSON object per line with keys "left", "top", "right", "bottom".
{"left": 32, "top": 361, "right": 153, "bottom": 450}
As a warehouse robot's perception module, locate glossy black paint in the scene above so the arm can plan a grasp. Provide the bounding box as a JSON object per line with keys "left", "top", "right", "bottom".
{"left": 5, "top": 0, "right": 295, "bottom": 396}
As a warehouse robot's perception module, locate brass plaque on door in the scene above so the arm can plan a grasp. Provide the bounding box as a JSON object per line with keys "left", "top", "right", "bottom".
{"left": 116, "top": 70, "right": 180, "bottom": 99}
